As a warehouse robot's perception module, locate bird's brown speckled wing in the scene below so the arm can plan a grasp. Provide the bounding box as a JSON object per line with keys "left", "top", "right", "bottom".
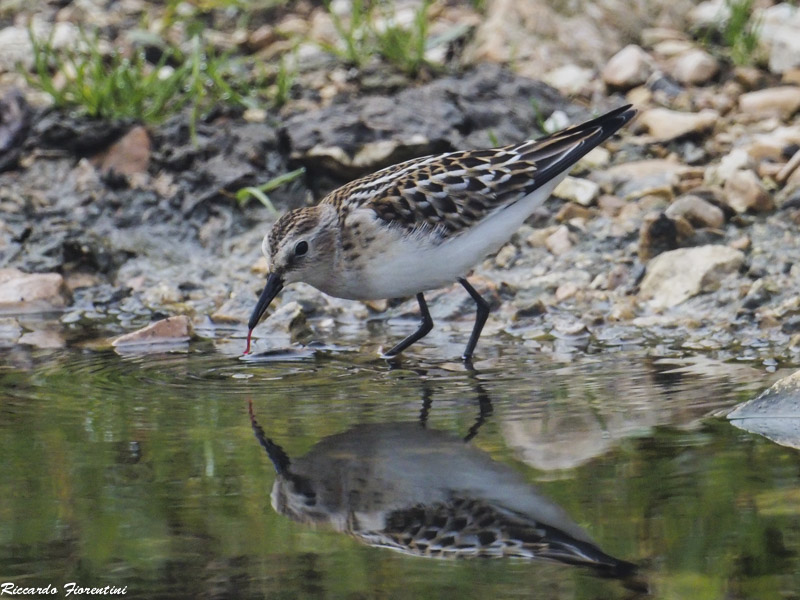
{"left": 321, "top": 105, "right": 636, "bottom": 237}
{"left": 353, "top": 496, "right": 636, "bottom": 576}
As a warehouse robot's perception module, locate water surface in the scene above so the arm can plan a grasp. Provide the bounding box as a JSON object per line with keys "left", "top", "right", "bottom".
{"left": 1, "top": 340, "right": 798, "bottom": 599}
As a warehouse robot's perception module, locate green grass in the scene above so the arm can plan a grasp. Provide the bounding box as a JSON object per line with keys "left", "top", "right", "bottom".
{"left": 723, "top": 0, "right": 762, "bottom": 66}
{"left": 698, "top": 0, "right": 763, "bottom": 66}
{"left": 321, "top": 0, "right": 434, "bottom": 77}
{"left": 23, "top": 26, "right": 253, "bottom": 138}
{"left": 235, "top": 167, "right": 306, "bottom": 210}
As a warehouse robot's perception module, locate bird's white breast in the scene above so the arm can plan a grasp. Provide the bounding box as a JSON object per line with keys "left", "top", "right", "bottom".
{"left": 325, "top": 176, "right": 565, "bottom": 300}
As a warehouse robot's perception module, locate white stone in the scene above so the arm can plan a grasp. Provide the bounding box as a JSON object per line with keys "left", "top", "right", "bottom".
{"left": 546, "top": 225, "right": 573, "bottom": 255}
{"left": 689, "top": 0, "right": 729, "bottom": 28}
{"left": 602, "top": 44, "right": 653, "bottom": 89}
{"left": 705, "top": 148, "right": 753, "bottom": 185}
{"left": 0, "top": 269, "right": 68, "bottom": 309}
{"left": 638, "top": 108, "right": 719, "bottom": 141}
{"left": 543, "top": 64, "right": 595, "bottom": 96}
{"left": 112, "top": 315, "right": 192, "bottom": 347}
{"left": 739, "top": 86, "right": 800, "bottom": 118}
{"left": 759, "top": 3, "right": 800, "bottom": 74}
{"left": 665, "top": 195, "right": 725, "bottom": 228}
{"left": 553, "top": 176, "right": 600, "bottom": 206}
{"left": 723, "top": 169, "right": 774, "bottom": 213}
{"left": 640, "top": 245, "right": 744, "bottom": 308}
{"left": 671, "top": 48, "right": 719, "bottom": 84}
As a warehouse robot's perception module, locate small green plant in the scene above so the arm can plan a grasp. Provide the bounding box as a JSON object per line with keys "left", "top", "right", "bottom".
{"left": 272, "top": 56, "right": 297, "bottom": 108}
{"left": 235, "top": 167, "right": 306, "bottom": 211}
{"left": 23, "top": 26, "right": 251, "bottom": 138}
{"left": 373, "top": 0, "right": 432, "bottom": 77}
{"left": 321, "top": 0, "right": 434, "bottom": 77}
{"left": 723, "top": 0, "right": 762, "bottom": 65}
{"left": 322, "top": 0, "right": 372, "bottom": 68}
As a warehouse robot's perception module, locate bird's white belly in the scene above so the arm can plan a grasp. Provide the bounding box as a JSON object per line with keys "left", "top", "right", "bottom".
{"left": 332, "top": 177, "right": 564, "bottom": 300}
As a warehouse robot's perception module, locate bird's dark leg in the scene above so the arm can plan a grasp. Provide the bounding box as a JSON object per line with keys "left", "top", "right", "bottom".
{"left": 383, "top": 292, "right": 434, "bottom": 358}
{"left": 458, "top": 278, "right": 490, "bottom": 361}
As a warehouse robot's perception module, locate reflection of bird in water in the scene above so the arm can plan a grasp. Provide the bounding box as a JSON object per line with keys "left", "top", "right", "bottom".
{"left": 249, "top": 400, "right": 638, "bottom": 580}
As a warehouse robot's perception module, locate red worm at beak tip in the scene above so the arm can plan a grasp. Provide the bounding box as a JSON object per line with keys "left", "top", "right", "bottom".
{"left": 244, "top": 328, "right": 254, "bottom": 355}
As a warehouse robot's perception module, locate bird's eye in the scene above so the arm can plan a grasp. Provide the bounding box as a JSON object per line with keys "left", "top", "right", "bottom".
{"left": 294, "top": 241, "right": 309, "bottom": 257}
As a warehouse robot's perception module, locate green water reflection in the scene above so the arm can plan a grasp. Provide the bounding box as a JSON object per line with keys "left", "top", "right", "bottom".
{"left": 1, "top": 345, "right": 798, "bottom": 599}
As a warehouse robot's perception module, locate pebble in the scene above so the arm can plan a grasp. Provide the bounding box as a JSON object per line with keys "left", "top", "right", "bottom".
{"left": 638, "top": 212, "right": 694, "bottom": 261}
{"left": 556, "top": 203, "right": 593, "bottom": 222}
{"left": 602, "top": 45, "right": 653, "bottom": 90}
{"left": 91, "top": 126, "right": 151, "bottom": 177}
{"left": 665, "top": 194, "right": 725, "bottom": 228}
{"left": 0, "top": 22, "right": 79, "bottom": 73}
{"left": 727, "top": 366, "right": 800, "bottom": 449}
{"left": 739, "top": 86, "right": 800, "bottom": 119}
{"left": 760, "top": 3, "right": 800, "bottom": 75}
{"left": 19, "top": 330, "right": 66, "bottom": 349}
{"left": 112, "top": 315, "right": 193, "bottom": 347}
{"left": 705, "top": 148, "right": 752, "bottom": 185}
{"left": 0, "top": 268, "right": 69, "bottom": 310}
{"left": 722, "top": 170, "right": 775, "bottom": 213}
{"left": 671, "top": 48, "right": 719, "bottom": 85}
{"left": 494, "top": 243, "right": 518, "bottom": 269}
{"left": 639, "top": 245, "right": 745, "bottom": 308}
{"left": 545, "top": 225, "right": 573, "bottom": 256}
{"left": 597, "top": 194, "right": 626, "bottom": 217}
{"left": 543, "top": 64, "right": 595, "bottom": 96}
{"left": 637, "top": 107, "right": 718, "bottom": 141}
{"left": 553, "top": 176, "right": 599, "bottom": 206}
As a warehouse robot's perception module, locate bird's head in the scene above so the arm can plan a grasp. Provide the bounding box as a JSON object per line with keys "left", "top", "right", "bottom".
{"left": 248, "top": 205, "right": 337, "bottom": 331}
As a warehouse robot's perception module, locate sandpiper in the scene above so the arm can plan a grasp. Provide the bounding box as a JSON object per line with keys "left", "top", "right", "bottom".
{"left": 246, "top": 104, "right": 637, "bottom": 359}
{"left": 249, "top": 403, "right": 637, "bottom": 577}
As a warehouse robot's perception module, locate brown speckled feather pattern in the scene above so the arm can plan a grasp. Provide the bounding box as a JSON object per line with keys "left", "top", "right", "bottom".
{"left": 320, "top": 105, "right": 636, "bottom": 239}
{"left": 267, "top": 208, "right": 319, "bottom": 257}
{"left": 355, "top": 497, "right": 633, "bottom": 574}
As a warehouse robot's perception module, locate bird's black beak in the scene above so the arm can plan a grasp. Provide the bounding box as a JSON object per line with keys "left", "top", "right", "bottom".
{"left": 248, "top": 272, "right": 284, "bottom": 330}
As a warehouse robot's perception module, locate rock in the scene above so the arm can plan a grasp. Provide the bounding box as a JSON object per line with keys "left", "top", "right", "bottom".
{"left": 640, "top": 245, "right": 745, "bottom": 308}
{"left": 283, "top": 64, "right": 568, "bottom": 177}
{"left": 112, "top": 315, "right": 193, "bottom": 347}
{"left": 494, "top": 243, "right": 517, "bottom": 269}
{"left": 638, "top": 212, "right": 694, "bottom": 261}
{"left": 722, "top": 170, "right": 774, "bottom": 213}
{"left": 728, "top": 368, "right": 800, "bottom": 449}
{"left": 689, "top": 0, "right": 729, "bottom": 28}
{"left": 19, "top": 330, "right": 66, "bottom": 349}
{"left": 597, "top": 194, "right": 626, "bottom": 216}
{"left": 653, "top": 39, "right": 695, "bottom": 58}
{"left": 577, "top": 147, "right": 610, "bottom": 170}
{"left": 545, "top": 225, "right": 572, "bottom": 255}
{"left": 556, "top": 203, "right": 593, "bottom": 222}
{"left": 665, "top": 194, "right": 725, "bottom": 228}
{"left": 670, "top": 48, "right": 719, "bottom": 84}
{"left": 91, "top": 126, "right": 151, "bottom": 177}
{"left": 637, "top": 108, "right": 718, "bottom": 141}
{"left": 705, "top": 148, "right": 753, "bottom": 185}
{"left": 543, "top": 64, "right": 595, "bottom": 96}
{"left": 739, "top": 86, "right": 800, "bottom": 118}
{"left": 553, "top": 176, "right": 599, "bottom": 206}
{"left": 247, "top": 24, "right": 277, "bottom": 51}
{"left": 254, "top": 300, "right": 313, "bottom": 344}
{"left": 0, "top": 22, "right": 79, "bottom": 73}
{"left": 0, "top": 89, "right": 31, "bottom": 172}
{"left": 0, "top": 268, "right": 69, "bottom": 311}
{"left": 733, "top": 66, "right": 764, "bottom": 90}
{"left": 555, "top": 282, "right": 579, "bottom": 301}
{"left": 602, "top": 45, "right": 653, "bottom": 89}
{"left": 759, "top": 3, "right": 800, "bottom": 74}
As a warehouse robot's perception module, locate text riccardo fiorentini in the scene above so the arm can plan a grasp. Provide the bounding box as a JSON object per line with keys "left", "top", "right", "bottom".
{"left": 1, "top": 582, "right": 127, "bottom": 596}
